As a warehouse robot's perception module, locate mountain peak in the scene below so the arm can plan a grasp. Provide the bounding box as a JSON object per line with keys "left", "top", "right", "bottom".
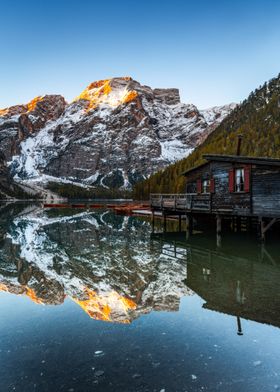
{"left": 74, "top": 77, "right": 138, "bottom": 111}
{"left": 26, "top": 96, "right": 44, "bottom": 113}
{"left": 0, "top": 96, "right": 45, "bottom": 118}
{"left": 0, "top": 94, "right": 66, "bottom": 119}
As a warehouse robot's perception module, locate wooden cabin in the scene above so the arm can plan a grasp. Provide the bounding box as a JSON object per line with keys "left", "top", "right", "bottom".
{"left": 183, "top": 154, "right": 280, "bottom": 217}
{"left": 150, "top": 154, "right": 280, "bottom": 240}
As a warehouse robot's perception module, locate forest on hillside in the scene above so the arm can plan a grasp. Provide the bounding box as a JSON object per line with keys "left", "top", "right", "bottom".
{"left": 132, "top": 74, "right": 280, "bottom": 200}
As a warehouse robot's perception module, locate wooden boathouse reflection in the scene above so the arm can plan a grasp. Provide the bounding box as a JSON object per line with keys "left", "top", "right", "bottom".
{"left": 151, "top": 232, "right": 280, "bottom": 332}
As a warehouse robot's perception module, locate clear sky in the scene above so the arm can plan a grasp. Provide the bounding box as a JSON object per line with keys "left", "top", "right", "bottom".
{"left": 1, "top": 0, "right": 280, "bottom": 109}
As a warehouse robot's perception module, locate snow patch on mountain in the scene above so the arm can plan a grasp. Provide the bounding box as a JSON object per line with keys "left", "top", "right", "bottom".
{"left": 201, "top": 103, "right": 237, "bottom": 125}
{"left": 160, "top": 140, "right": 193, "bottom": 162}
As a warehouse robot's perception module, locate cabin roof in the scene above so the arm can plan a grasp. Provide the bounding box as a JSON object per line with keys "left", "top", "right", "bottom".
{"left": 181, "top": 161, "right": 209, "bottom": 176}
{"left": 203, "top": 154, "right": 280, "bottom": 166}
{"left": 182, "top": 154, "right": 280, "bottom": 176}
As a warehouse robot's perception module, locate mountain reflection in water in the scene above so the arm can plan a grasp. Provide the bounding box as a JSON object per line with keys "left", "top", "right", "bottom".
{"left": 0, "top": 203, "right": 279, "bottom": 330}
{"left": 0, "top": 203, "right": 190, "bottom": 323}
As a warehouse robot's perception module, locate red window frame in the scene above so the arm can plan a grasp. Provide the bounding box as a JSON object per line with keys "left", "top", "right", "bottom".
{"left": 197, "top": 179, "right": 202, "bottom": 193}
{"left": 229, "top": 165, "right": 251, "bottom": 193}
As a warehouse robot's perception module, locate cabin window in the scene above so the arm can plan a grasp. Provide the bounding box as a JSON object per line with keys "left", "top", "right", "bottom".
{"left": 186, "top": 182, "right": 197, "bottom": 194}
{"left": 202, "top": 179, "right": 210, "bottom": 193}
{"left": 235, "top": 168, "right": 245, "bottom": 192}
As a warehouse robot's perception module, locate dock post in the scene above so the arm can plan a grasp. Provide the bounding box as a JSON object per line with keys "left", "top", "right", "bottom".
{"left": 259, "top": 217, "right": 265, "bottom": 242}
{"left": 231, "top": 217, "right": 235, "bottom": 232}
{"left": 233, "top": 216, "right": 237, "bottom": 232}
{"left": 152, "top": 211, "right": 155, "bottom": 233}
{"left": 189, "top": 215, "right": 193, "bottom": 235}
{"left": 163, "top": 213, "right": 167, "bottom": 233}
{"left": 216, "top": 215, "right": 222, "bottom": 247}
{"left": 246, "top": 217, "right": 250, "bottom": 232}
{"left": 178, "top": 215, "right": 182, "bottom": 232}
{"left": 186, "top": 214, "right": 193, "bottom": 239}
{"left": 186, "top": 215, "right": 190, "bottom": 240}
{"left": 236, "top": 216, "right": 241, "bottom": 232}
{"left": 237, "top": 316, "right": 243, "bottom": 336}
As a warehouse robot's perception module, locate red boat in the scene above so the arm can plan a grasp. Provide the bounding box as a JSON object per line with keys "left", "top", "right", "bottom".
{"left": 43, "top": 204, "right": 69, "bottom": 208}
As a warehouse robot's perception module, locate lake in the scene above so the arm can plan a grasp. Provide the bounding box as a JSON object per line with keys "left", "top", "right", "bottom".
{"left": 0, "top": 203, "right": 279, "bottom": 392}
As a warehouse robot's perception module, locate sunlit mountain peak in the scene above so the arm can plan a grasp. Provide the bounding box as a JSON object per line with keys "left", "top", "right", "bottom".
{"left": 0, "top": 95, "right": 44, "bottom": 117}
{"left": 26, "top": 96, "right": 44, "bottom": 113}
{"left": 73, "top": 77, "right": 138, "bottom": 111}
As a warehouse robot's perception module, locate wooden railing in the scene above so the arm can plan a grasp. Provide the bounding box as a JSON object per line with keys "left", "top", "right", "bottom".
{"left": 150, "top": 193, "right": 211, "bottom": 212}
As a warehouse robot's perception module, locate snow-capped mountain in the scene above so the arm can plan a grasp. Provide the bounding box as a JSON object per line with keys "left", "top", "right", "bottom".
{"left": 200, "top": 103, "right": 237, "bottom": 132}
{"left": 0, "top": 77, "right": 236, "bottom": 193}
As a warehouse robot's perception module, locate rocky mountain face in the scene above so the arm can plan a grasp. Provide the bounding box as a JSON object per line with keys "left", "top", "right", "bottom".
{"left": 0, "top": 152, "right": 13, "bottom": 197}
{"left": 0, "top": 95, "right": 67, "bottom": 161}
{"left": 0, "top": 151, "right": 29, "bottom": 199}
{"left": 133, "top": 73, "right": 280, "bottom": 199}
{"left": 200, "top": 103, "right": 237, "bottom": 134}
{"left": 0, "top": 204, "right": 192, "bottom": 323}
{"left": 0, "top": 77, "right": 235, "bottom": 194}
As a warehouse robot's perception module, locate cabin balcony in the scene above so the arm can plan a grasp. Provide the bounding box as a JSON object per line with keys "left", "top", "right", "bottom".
{"left": 150, "top": 193, "right": 211, "bottom": 212}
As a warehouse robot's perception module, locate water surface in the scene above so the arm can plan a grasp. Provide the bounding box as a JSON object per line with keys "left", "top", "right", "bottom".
{"left": 0, "top": 203, "right": 279, "bottom": 392}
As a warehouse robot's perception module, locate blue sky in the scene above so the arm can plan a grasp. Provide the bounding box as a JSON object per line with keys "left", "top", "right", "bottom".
{"left": 1, "top": 0, "right": 280, "bottom": 109}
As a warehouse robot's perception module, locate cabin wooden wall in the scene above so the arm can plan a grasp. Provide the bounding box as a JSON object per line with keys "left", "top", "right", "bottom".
{"left": 185, "top": 162, "right": 251, "bottom": 215}
{"left": 211, "top": 162, "right": 251, "bottom": 215}
{"left": 186, "top": 163, "right": 211, "bottom": 183}
{"left": 252, "top": 167, "right": 280, "bottom": 216}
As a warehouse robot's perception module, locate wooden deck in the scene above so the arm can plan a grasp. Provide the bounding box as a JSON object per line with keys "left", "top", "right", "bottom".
{"left": 151, "top": 193, "right": 280, "bottom": 217}
{"left": 150, "top": 193, "right": 230, "bottom": 214}
{"left": 150, "top": 193, "right": 280, "bottom": 241}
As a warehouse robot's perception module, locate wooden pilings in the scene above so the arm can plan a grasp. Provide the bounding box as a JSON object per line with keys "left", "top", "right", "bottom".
{"left": 163, "top": 213, "right": 167, "bottom": 232}
{"left": 258, "top": 217, "right": 278, "bottom": 242}
{"left": 216, "top": 215, "right": 222, "bottom": 247}
{"left": 259, "top": 217, "right": 265, "bottom": 242}
{"left": 151, "top": 209, "right": 279, "bottom": 242}
{"left": 186, "top": 214, "right": 193, "bottom": 239}
{"left": 152, "top": 211, "right": 184, "bottom": 234}
{"left": 152, "top": 211, "right": 155, "bottom": 233}
{"left": 236, "top": 217, "right": 241, "bottom": 232}
{"left": 178, "top": 215, "right": 182, "bottom": 232}
{"left": 236, "top": 316, "right": 243, "bottom": 336}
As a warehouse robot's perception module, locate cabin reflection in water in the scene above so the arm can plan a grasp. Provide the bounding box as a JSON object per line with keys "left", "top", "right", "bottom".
{"left": 151, "top": 232, "right": 280, "bottom": 332}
